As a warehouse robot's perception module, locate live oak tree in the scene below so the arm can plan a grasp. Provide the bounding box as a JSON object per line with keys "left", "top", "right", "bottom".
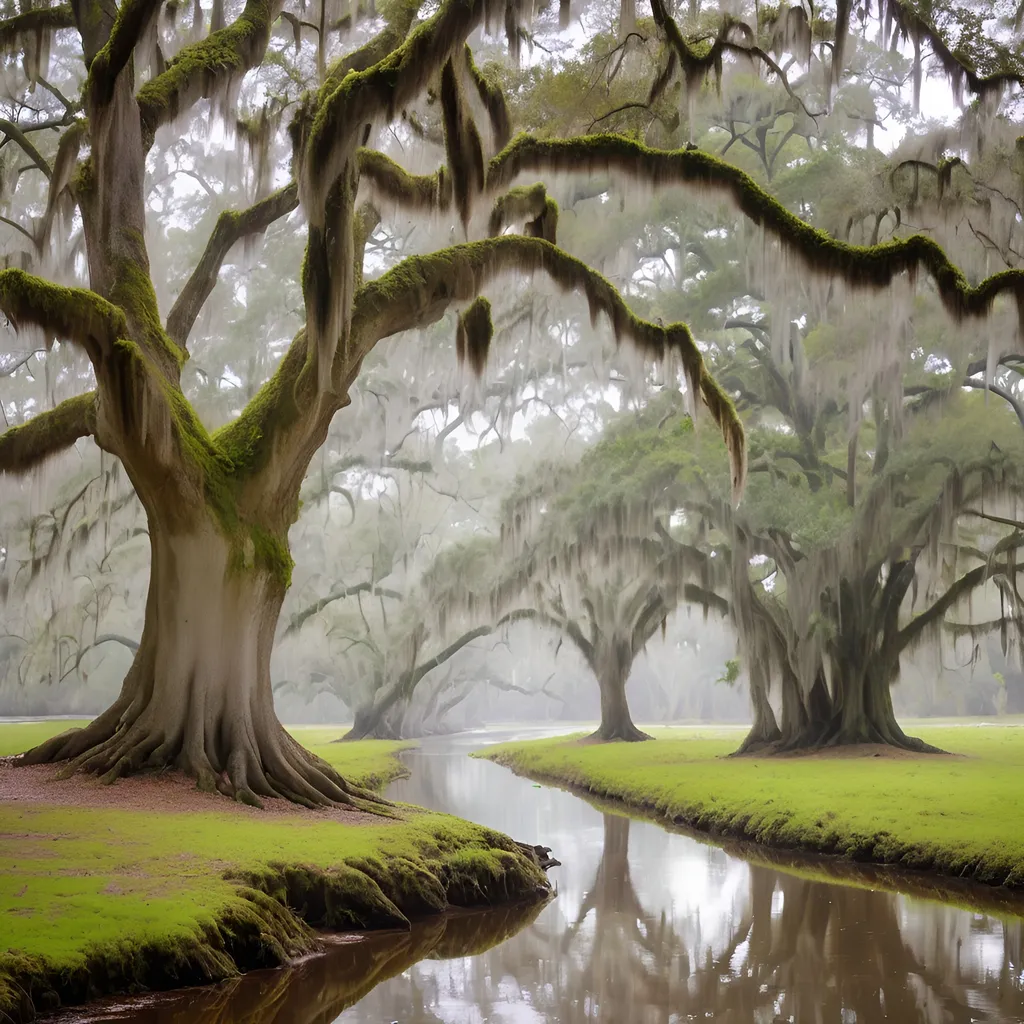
{"left": 4, "top": 0, "right": 1024, "bottom": 798}
{"left": 469, "top": 416, "right": 728, "bottom": 741}
{"left": 0, "top": 0, "right": 755, "bottom": 805}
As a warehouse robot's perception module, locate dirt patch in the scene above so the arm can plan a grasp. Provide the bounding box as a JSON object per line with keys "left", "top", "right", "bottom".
{"left": 753, "top": 743, "right": 965, "bottom": 761}
{"left": 0, "top": 762, "right": 385, "bottom": 826}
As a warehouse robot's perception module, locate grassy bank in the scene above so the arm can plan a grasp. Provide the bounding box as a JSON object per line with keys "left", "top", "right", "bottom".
{"left": 0, "top": 723, "right": 548, "bottom": 1023}
{"left": 481, "top": 724, "right": 1024, "bottom": 890}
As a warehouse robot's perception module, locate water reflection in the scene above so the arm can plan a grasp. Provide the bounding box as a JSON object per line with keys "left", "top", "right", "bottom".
{"left": 58, "top": 730, "right": 1024, "bottom": 1023}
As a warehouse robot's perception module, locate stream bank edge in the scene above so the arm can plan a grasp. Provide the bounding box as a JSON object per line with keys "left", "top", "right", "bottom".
{"left": 478, "top": 725, "right": 1024, "bottom": 897}
{"left": 0, "top": 730, "right": 551, "bottom": 1024}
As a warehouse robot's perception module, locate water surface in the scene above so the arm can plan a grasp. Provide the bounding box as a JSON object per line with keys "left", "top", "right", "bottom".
{"left": 61, "top": 727, "right": 1024, "bottom": 1023}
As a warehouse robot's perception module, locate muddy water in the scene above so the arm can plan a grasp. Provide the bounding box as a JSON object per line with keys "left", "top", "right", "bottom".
{"left": 63, "top": 728, "right": 1024, "bottom": 1023}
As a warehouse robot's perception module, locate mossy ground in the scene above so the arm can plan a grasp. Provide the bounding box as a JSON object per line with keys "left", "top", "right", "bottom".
{"left": 0, "top": 722, "right": 547, "bottom": 1023}
{"left": 481, "top": 722, "right": 1024, "bottom": 889}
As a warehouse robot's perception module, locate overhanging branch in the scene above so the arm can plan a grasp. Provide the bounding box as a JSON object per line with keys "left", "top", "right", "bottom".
{"left": 0, "top": 392, "right": 97, "bottom": 474}
{"left": 137, "top": 0, "right": 280, "bottom": 148}
{"left": 897, "top": 543, "right": 1024, "bottom": 654}
{"left": 488, "top": 134, "right": 1024, "bottom": 325}
{"left": 350, "top": 235, "right": 746, "bottom": 495}
{"left": 0, "top": 269, "right": 126, "bottom": 363}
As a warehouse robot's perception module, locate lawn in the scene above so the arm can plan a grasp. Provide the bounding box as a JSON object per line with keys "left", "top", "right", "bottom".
{"left": 0, "top": 721, "right": 546, "bottom": 1022}
{"left": 481, "top": 723, "right": 1024, "bottom": 888}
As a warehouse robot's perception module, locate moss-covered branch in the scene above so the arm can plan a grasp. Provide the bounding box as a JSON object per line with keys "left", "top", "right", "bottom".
{"left": 88, "top": 0, "right": 164, "bottom": 99}
{"left": 357, "top": 149, "right": 453, "bottom": 213}
{"left": 0, "top": 392, "right": 97, "bottom": 474}
{"left": 488, "top": 134, "right": 1024, "bottom": 325}
{"left": 166, "top": 183, "right": 299, "bottom": 348}
{"left": 300, "top": 0, "right": 483, "bottom": 219}
{"left": 885, "top": 0, "right": 1024, "bottom": 102}
{"left": 0, "top": 3, "right": 75, "bottom": 48}
{"left": 0, "top": 269, "right": 127, "bottom": 363}
{"left": 350, "top": 235, "right": 745, "bottom": 495}
{"left": 137, "top": 0, "right": 278, "bottom": 148}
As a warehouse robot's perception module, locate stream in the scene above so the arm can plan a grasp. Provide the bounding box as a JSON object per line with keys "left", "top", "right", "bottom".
{"left": 59, "top": 727, "right": 1024, "bottom": 1023}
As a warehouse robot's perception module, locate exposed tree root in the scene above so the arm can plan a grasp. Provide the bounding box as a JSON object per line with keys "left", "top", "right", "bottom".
{"left": 588, "top": 720, "right": 653, "bottom": 742}
{"left": 19, "top": 707, "right": 393, "bottom": 812}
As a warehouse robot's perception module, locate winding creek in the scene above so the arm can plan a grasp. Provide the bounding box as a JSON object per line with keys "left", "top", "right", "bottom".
{"left": 57, "top": 727, "right": 1024, "bottom": 1023}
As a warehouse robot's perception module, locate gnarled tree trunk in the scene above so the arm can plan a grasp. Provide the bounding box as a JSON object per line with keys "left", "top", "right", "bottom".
{"left": 22, "top": 518, "right": 380, "bottom": 808}
{"left": 734, "top": 662, "right": 781, "bottom": 754}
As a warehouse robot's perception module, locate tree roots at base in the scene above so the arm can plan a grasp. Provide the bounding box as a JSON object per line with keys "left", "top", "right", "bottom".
{"left": 18, "top": 710, "right": 391, "bottom": 812}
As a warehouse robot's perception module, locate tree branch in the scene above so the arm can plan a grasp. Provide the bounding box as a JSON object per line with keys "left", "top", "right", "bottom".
{"left": 88, "top": 0, "right": 164, "bottom": 104}
{"left": 961, "top": 378, "right": 1024, "bottom": 428}
{"left": 350, "top": 235, "right": 746, "bottom": 495}
{"left": 166, "top": 182, "right": 299, "bottom": 348}
{"left": 0, "top": 269, "right": 126, "bottom": 363}
{"left": 0, "top": 4, "right": 75, "bottom": 48}
{"left": 896, "top": 543, "right": 1024, "bottom": 654}
{"left": 137, "top": 0, "right": 280, "bottom": 148}
{"left": 0, "top": 392, "right": 97, "bottom": 474}
{"left": 488, "top": 134, "right": 1024, "bottom": 325}
{"left": 284, "top": 580, "right": 402, "bottom": 635}
{"left": 0, "top": 118, "right": 51, "bottom": 178}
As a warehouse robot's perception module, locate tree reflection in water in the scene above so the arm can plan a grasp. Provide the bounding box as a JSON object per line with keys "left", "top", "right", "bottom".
{"left": 63, "top": 746, "right": 1024, "bottom": 1024}
{"left": 343, "top": 811, "right": 1024, "bottom": 1024}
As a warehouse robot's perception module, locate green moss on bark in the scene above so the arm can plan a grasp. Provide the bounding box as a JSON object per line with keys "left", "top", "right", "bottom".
{"left": 488, "top": 133, "right": 1024, "bottom": 322}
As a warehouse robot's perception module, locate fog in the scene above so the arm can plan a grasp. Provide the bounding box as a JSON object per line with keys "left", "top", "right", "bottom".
{"left": 1, "top": 0, "right": 1023, "bottom": 753}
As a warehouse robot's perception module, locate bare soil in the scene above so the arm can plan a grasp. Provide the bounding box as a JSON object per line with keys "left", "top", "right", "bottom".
{"left": 749, "top": 742, "right": 965, "bottom": 761}
{"left": 0, "top": 758, "right": 384, "bottom": 825}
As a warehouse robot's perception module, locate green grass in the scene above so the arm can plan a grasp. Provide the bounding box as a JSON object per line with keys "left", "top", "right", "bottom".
{"left": 0, "top": 721, "right": 547, "bottom": 1021}
{"left": 481, "top": 723, "right": 1024, "bottom": 889}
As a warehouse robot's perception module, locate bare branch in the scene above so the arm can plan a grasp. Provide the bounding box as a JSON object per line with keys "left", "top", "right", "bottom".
{"left": 0, "top": 118, "right": 51, "bottom": 178}
{"left": 0, "top": 392, "right": 96, "bottom": 474}
{"left": 166, "top": 182, "right": 299, "bottom": 348}
{"left": 285, "top": 581, "right": 402, "bottom": 635}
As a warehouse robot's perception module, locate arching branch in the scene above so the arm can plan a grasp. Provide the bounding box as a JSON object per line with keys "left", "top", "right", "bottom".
{"left": 166, "top": 182, "right": 299, "bottom": 348}
{"left": 0, "top": 392, "right": 96, "bottom": 474}
{"left": 897, "top": 543, "right": 1024, "bottom": 654}
{"left": 488, "top": 134, "right": 1024, "bottom": 325}
{"left": 350, "top": 235, "right": 745, "bottom": 494}
{"left": 961, "top": 379, "right": 1024, "bottom": 428}
{"left": 498, "top": 606, "right": 596, "bottom": 662}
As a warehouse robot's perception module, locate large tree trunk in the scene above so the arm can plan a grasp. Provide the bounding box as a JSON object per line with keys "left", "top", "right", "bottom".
{"left": 343, "top": 697, "right": 407, "bottom": 741}
{"left": 734, "top": 663, "right": 781, "bottom": 754}
{"left": 21, "top": 520, "right": 383, "bottom": 808}
{"left": 591, "top": 660, "right": 650, "bottom": 742}
{"left": 814, "top": 650, "right": 940, "bottom": 753}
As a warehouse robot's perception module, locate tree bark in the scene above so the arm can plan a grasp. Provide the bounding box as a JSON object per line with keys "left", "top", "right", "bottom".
{"left": 734, "top": 664, "right": 781, "bottom": 754}
{"left": 590, "top": 658, "right": 650, "bottom": 742}
{"left": 21, "top": 519, "right": 383, "bottom": 808}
